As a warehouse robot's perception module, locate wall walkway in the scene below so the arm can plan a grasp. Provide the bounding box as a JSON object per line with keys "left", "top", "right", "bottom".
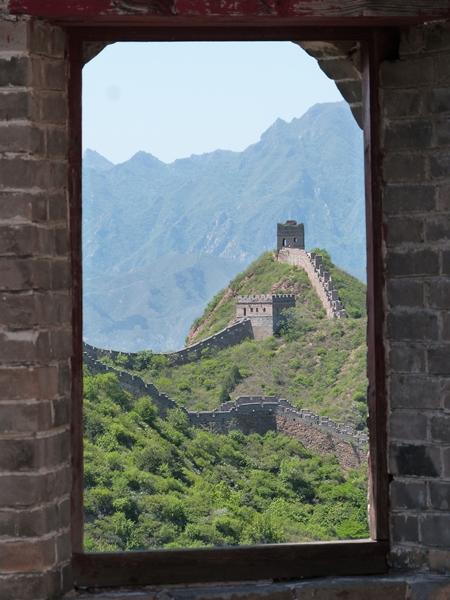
{"left": 278, "top": 248, "right": 347, "bottom": 318}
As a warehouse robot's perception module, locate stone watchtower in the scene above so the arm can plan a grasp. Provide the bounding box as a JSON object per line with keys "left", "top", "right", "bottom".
{"left": 277, "top": 220, "right": 305, "bottom": 251}
{"left": 235, "top": 294, "right": 296, "bottom": 340}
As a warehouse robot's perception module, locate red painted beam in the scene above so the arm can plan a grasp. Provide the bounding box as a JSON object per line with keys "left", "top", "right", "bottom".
{"left": 8, "top": 0, "right": 450, "bottom": 20}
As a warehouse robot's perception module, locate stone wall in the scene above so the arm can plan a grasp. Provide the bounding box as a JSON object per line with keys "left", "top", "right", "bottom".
{"left": 84, "top": 319, "right": 254, "bottom": 367}
{"left": 189, "top": 396, "right": 367, "bottom": 470}
{"left": 2, "top": 5, "right": 450, "bottom": 598}
{"left": 278, "top": 248, "right": 347, "bottom": 318}
{"left": 83, "top": 346, "right": 177, "bottom": 416}
{"left": 84, "top": 347, "right": 366, "bottom": 470}
{"left": 380, "top": 21, "right": 450, "bottom": 571}
{"left": 0, "top": 16, "right": 72, "bottom": 599}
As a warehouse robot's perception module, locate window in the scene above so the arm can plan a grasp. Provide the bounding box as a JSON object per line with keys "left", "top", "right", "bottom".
{"left": 69, "top": 25, "right": 388, "bottom": 588}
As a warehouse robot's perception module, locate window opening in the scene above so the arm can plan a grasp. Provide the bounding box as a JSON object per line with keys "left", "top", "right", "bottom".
{"left": 81, "top": 40, "right": 368, "bottom": 554}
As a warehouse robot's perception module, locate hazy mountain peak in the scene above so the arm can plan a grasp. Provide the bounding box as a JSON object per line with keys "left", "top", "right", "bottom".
{"left": 83, "top": 149, "right": 115, "bottom": 172}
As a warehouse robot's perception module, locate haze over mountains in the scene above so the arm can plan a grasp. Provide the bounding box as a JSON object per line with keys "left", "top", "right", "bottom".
{"left": 83, "top": 101, "right": 365, "bottom": 352}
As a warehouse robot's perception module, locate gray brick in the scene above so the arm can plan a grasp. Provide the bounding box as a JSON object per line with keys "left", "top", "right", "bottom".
{"left": 0, "top": 191, "right": 47, "bottom": 222}
{"left": 425, "top": 215, "right": 450, "bottom": 243}
{"left": 430, "top": 153, "right": 450, "bottom": 178}
{"left": 384, "top": 121, "right": 433, "bottom": 151}
{"left": 426, "top": 87, "right": 450, "bottom": 113}
{"left": 39, "top": 92, "right": 67, "bottom": 123}
{"left": 382, "top": 89, "right": 422, "bottom": 118}
{"left": 443, "top": 447, "right": 450, "bottom": 477}
{"left": 428, "top": 345, "right": 450, "bottom": 375}
{"left": 387, "top": 311, "right": 438, "bottom": 341}
{"left": 390, "top": 374, "right": 440, "bottom": 409}
{"left": 430, "top": 415, "right": 450, "bottom": 442}
{"left": 390, "top": 411, "right": 428, "bottom": 441}
{"left": 0, "top": 401, "right": 52, "bottom": 434}
{"left": 421, "top": 515, "right": 450, "bottom": 546}
{"left": 389, "top": 344, "right": 426, "bottom": 373}
{"left": 46, "top": 127, "right": 67, "bottom": 158}
{"left": 386, "top": 216, "right": 424, "bottom": 246}
{"left": 387, "top": 279, "right": 424, "bottom": 308}
{"left": 380, "top": 56, "right": 433, "bottom": 88}
{"left": 434, "top": 115, "right": 450, "bottom": 146}
{"left": 0, "top": 56, "right": 30, "bottom": 87}
{"left": 443, "top": 250, "right": 450, "bottom": 275}
{"left": 441, "top": 311, "right": 450, "bottom": 341}
{"left": 0, "top": 123, "right": 44, "bottom": 154}
{"left": 383, "top": 154, "right": 427, "bottom": 183}
{"left": 390, "top": 443, "right": 440, "bottom": 477}
{"left": 429, "top": 481, "right": 450, "bottom": 510}
{"left": 387, "top": 249, "right": 439, "bottom": 277}
{"left": 428, "top": 279, "right": 450, "bottom": 308}
{"left": 0, "top": 158, "right": 66, "bottom": 190}
{"left": 0, "top": 91, "right": 36, "bottom": 121}
{"left": 435, "top": 53, "right": 450, "bottom": 85}
{"left": 437, "top": 183, "right": 450, "bottom": 210}
{"left": 391, "top": 479, "right": 427, "bottom": 510}
{"left": 384, "top": 185, "right": 435, "bottom": 214}
{"left": 391, "top": 514, "right": 419, "bottom": 543}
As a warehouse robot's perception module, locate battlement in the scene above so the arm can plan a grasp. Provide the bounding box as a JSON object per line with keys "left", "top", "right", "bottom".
{"left": 277, "top": 220, "right": 305, "bottom": 250}
{"left": 237, "top": 294, "right": 295, "bottom": 303}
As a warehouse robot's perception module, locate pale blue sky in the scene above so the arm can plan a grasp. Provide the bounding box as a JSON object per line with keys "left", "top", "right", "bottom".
{"left": 82, "top": 41, "right": 343, "bottom": 165}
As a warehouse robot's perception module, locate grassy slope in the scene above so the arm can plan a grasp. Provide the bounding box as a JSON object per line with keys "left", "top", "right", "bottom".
{"left": 84, "top": 371, "right": 368, "bottom": 551}
{"left": 187, "top": 250, "right": 366, "bottom": 344}
{"left": 119, "top": 251, "right": 367, "bottom": 428}
{"left": 187, "top": 252, "right": 324, "bottom": 344}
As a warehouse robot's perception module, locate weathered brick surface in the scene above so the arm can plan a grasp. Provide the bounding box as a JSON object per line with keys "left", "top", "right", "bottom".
{"left": 1, "top": 6, "right": 450, "bottom": 599}
{"left": 0, "top": 15, "right": 71, "bottom": 600}
{"left": 382, "top": 20, "right": 450, "bottom": 569}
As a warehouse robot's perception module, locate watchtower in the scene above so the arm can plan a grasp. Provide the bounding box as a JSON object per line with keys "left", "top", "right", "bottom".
{"left": 277, "top": 220, "right": 305, "bottom": 250}
{"left": 236, "top": 294, "right": 296, "bottom": 340}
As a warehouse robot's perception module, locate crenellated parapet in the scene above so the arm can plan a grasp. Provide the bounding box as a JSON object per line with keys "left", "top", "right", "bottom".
{"left": 277, "top": 247, "right": 347, "bottom": 319}
{"left": 84, "top": 318, "right": 254, "bottom": 368}
{"left": 307, "top": 252, "right": 347, "bottom": 318}
{"left": 83, "top": 347, "right": 366, "bottom": 468}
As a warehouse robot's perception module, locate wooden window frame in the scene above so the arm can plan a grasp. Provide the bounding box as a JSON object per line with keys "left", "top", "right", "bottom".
{"left": 68, "top": 21, "right": 391, "bottom": 588}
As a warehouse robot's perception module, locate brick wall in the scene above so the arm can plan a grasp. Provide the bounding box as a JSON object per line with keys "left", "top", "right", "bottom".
{"left": 381, "top": 21, "right": 450, "bottom": 571}
{"left": 1, "top": 8, "right": 450, "bottom": 599}
{"left": 0, "top": 16, "right": 72, "bottom": 599}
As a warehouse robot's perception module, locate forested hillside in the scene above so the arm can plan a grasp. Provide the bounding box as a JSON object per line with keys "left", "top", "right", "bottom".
{"left": 84, "top": 371, "right": 368, "bottom": 551}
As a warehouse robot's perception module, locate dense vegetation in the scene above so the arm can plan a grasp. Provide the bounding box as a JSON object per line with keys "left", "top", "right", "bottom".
{"left": 84, "top": 371, "right": 368, "bottom": 551}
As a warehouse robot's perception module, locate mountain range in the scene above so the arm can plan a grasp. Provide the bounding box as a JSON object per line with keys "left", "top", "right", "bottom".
{"left": 82, "top": 101, "right": 365, "bottom": 352}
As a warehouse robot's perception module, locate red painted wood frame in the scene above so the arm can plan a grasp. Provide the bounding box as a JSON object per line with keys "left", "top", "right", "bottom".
{"left": 67, "top": 22, "right": 391, "bottom": 588}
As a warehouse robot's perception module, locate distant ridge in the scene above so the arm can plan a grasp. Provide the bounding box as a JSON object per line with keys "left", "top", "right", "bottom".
{"left": 83, "top": 101, "right": 364, "bottom": 352}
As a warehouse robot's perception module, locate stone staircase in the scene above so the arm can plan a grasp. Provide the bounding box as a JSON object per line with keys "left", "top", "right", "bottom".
{"left": 277, "top": 248, "right": 347, "bottom": 318}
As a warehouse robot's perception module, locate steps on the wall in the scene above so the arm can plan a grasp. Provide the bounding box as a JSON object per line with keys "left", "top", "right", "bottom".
{"left": 277, "top": 248, "right": 347, "bottom": 318}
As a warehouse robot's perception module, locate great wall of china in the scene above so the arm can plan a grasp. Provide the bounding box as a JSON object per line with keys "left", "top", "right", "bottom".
{"left": 83, "top": 221, "right": 362, "bottom": 468}
{"left": 84, "top": 344, "right": 367, "bottom": 470}
{"left": 278, "top": 248, "right": 347, "bottom": 318}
